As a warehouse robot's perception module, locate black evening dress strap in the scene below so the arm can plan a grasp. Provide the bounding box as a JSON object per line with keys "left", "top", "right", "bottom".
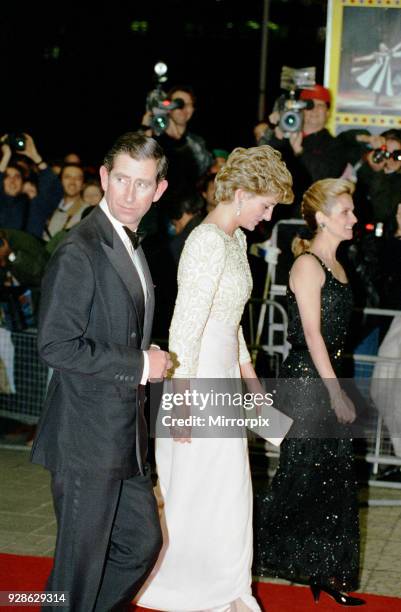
{"left": 303, "top": 251, "right": 328, "bottom": 270}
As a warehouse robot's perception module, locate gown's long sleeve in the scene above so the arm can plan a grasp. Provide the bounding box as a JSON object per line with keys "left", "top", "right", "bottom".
{"left": 169, "top": 225, "right": 226, "bottom": 377}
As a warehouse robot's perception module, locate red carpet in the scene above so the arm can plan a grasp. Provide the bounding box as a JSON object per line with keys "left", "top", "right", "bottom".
{"left": 0, "top": 552, "right": 399, "bottom": 611}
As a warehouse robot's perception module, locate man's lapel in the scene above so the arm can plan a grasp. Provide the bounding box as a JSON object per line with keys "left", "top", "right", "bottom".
{"left": 137, "top": 246, "right": 155, "bottom": 349}
{"left": 94, "top": 208, "right": 145, "bottom": 336}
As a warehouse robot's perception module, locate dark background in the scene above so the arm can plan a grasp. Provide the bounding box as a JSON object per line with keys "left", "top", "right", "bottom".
{"left": 2, "top": 0, "right": 328, "bottom": 165}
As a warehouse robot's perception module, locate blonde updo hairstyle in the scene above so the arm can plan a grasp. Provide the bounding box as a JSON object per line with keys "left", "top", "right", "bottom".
{"left": 214, "top": 145, "right": 294, "bottom": 205}
{"left": 292, "top": 178, "right": 355, "bottom": 257}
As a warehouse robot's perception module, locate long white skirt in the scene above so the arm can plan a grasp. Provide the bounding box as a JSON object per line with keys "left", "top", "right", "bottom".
{"left": 137, "top": 319, "right": 260, "bottom": 611}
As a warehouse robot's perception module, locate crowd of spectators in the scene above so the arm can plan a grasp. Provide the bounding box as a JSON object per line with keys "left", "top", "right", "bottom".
{"left": 0, "top": 83, "right": 400, "bottom": 340}
{"left": 0, "top": 82, "right": 400, "bottom": 468}
{"left": 254, "top": 85, "right": 401, "bottom": 314}
{"left": 0, "top": 132, "right": 103, "bottom": 331}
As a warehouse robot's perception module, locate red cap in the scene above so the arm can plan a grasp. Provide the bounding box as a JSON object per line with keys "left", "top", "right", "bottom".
{"left": 300, "top": 84, "right": 331, "bottom": 105}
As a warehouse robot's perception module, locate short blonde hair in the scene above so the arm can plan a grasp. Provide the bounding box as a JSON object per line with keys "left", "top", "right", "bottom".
{"left": 301, "top": 178, "right": 355, "bottom": 232}
{"left": 293, "top": 178, "right": 355, "bottom": 256}
{"left": 214, "top": 145, "right": 294, "bottom": 205}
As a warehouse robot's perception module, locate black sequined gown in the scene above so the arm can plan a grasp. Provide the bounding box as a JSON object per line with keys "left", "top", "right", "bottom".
{"left": 253, "top": 252, "right": 360, "bottom": 590}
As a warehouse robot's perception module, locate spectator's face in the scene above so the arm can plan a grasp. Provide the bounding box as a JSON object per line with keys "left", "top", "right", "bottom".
{"left": 4, "top": 168, "right": 23, "bottom": 197}
{"left": 303, "top": 100, "right": 328, "bottom": 134}
{"left": 99, "top": 153, "right": 167, "bottom": 230}
{"left": 170, "top": 91, "right": 195, "bottom": 128}
{"left": 82, "top": 184, "right": 103, "bottom": 206}
{"left": 61, "top": 167, "right": 84, "bottom": 198}
{"left": 210, "top": 156, "right": 227, "bottom": 174}
{"left": 203, "top": 179, "right": 217, "bottom": 213}
{"left": 383, "top": 139, "right": 401, "bottom": 175}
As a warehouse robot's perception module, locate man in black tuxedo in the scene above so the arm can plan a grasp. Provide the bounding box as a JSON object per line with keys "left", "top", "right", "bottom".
{"left": 30, "top": 132, "right": 171, "bottom": 611}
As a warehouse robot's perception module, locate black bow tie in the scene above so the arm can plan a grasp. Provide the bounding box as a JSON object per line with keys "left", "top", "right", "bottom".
{"left": 123, "top": 226, "right": 144, "bottom": 250}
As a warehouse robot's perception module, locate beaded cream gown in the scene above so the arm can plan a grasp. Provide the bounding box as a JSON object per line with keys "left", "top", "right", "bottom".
{"left": 137, "top": 224, "right": 260, "bottom": 611}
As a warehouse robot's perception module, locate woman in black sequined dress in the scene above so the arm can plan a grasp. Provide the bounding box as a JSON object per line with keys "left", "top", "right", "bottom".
{"left": 253, "top": 179, "right": 366, "bottom": 606}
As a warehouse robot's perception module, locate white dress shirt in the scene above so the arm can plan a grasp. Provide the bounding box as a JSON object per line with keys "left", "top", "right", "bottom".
{"left": 99, "top": 198, "right": 149, "bottom": 384}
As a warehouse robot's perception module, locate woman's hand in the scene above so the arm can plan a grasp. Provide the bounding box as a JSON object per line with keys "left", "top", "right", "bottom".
{"left": 329, "top": 389, "right": 356, "bottom": 424}
{"left": 171, "top": 425, "right": 191, "bottom": 443}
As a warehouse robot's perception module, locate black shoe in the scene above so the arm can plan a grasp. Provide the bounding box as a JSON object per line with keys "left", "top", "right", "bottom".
{"left": 310, "top": 581, "right": 366, "bottom": 606}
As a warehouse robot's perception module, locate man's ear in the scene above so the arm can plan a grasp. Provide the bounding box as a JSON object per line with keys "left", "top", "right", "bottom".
{"left": 99, "top": 166, "right": 109, "bottom": 192}
{"left": 153, "top": 179, "right": 168, "bottom": 202}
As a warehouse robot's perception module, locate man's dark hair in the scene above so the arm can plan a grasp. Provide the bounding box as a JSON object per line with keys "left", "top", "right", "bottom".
{"left": 167, "top": 85, "right": 196, "bottom": 107}
{"left": 381, "top": 129, "right": 401, "bottom": 146}
{"left": 168, "top": 191, "right": 205, "bottom": 221}
{"left": 197, "top": 171, "right": 216, "bottom": 193}
{"left": 59, "top": 163, "right": 84, "bottom": 180}
{"left": 103, "top": 131, "right": 168, "bottom": 182}
{"left": 5, "top": 163, "right": 23, "bottom": 179}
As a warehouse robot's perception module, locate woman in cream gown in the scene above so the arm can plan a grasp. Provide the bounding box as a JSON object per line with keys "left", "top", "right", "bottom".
{"left": 137, "top": 146, "right": 293, "bottom": 612}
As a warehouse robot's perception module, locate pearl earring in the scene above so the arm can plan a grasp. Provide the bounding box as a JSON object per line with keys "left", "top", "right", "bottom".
{"left": 319, "top": 222, "right": 326, "bottom": 229}
{"left": 236, "top": 201, "right": 243, "bottom": 217}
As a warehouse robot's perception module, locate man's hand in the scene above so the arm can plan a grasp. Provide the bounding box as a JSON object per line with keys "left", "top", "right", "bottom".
{"left": 17, "top": 133, "right": 42, "bottom": 165}
{"left": 147, "top": 347, "right": 173, "bottom": 381}
{"left": 139, "top": 111, "right": 153, "bottom": 137}
{"left": 356, "top": 134, "right": 387, "bottom": 171}
{"left": 356, "top": 133, "right": 385, "bottom": 149}
{"left": 254, "top": 121, "right": 269, "bottom": 144}
{"left": 0, "top": 135, "right": 12, "bottom": 171}
{"left": 289, "top": 131, "right": 304, "bottom": 155}
{"left": 268, "top": 111, "right": 285, "bottom": 141}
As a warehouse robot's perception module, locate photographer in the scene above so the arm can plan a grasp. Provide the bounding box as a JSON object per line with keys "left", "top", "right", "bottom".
{"left": 141, "top": 85, "right": 213, "bottom": 198}
{"left": 0, "top": 133, "right": 62, "bottom": 237}
{"left": 354, "top": 129, "right": 401, "bottom": 227}
{"left": 258, "top": 84, "right": 347, "bottom": 210}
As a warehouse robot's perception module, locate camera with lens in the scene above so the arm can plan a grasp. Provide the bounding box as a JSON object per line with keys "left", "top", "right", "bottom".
{"left": 274, "top": 66, "right": 316, "bottom": 137}
{"left": 145, "top": 62, "right": 185, "bottom": 136}
{"left": 372, "top": 146, "right": 401, "bottom": 163}
{"left": 4, "top": 133, "right": 26, "bottom": 151}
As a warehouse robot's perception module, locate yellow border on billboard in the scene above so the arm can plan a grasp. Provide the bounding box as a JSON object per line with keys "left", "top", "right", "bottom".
{"left": 326, "top": 1, "right": 344, "bottom": 134}
{"left": 325, "top": 0, "right": 401, "bottom": 134}
{"left": 341, "top": 0, "right": 401, "bottom": 7}
{"left": 335, "top": 112, "right": 401, "bottom": 128}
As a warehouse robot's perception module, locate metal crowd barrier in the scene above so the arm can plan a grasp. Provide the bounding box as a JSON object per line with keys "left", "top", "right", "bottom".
{"left": 350, "top": 308, "right": 401, "bottom": 502}
{"left": 0, "top": 329, "right": 48, "bottom": 426}
{"left": 1, "top": 304, "right": 401, "bottom": 505}
{"left": 247, "top": 296, "right": 401, "bottom": 504}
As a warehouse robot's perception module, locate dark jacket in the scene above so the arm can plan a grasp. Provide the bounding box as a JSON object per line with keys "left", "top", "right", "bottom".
{"left": 157, "top": 131, "right": 212, "bottom": 197}
{"left": 261, "top": 128, "right": 347, "bottom": 214}
{"left": 0, "top": 173, "right": 30, "bottom": 230}
{"left": 0, "top": 168, "right": 62, "bottom": 237}
{"left": 25, "top": 168, "right": 63, "bottom": 237}
{"left": 30, "top": 206, "right": 154, "bottom": 478}
{"left": 355, "top": 164, "right": 401, "bottom": 225}
{"left": 0, "top": 228, "right": 48, "bottom": 287}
